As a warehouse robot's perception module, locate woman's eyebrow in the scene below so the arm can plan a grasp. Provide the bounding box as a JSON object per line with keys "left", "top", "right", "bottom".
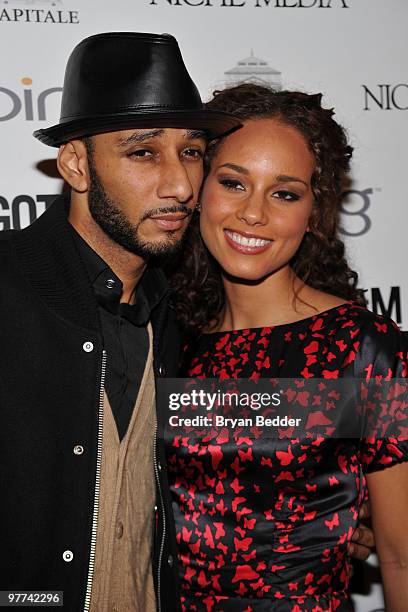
{"left": 219, "top": 163, "right": 249, "bottom": 175}
{"left": 277, "top": 174, "right": 308, "bottom": 187}
{"left": 218, "top": 165, "right": 308, "bottom": 187}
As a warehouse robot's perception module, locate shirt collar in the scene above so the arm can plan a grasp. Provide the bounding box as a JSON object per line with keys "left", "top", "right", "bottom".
{"left": 70, "top": 225, "right": 168, "bottom": 326}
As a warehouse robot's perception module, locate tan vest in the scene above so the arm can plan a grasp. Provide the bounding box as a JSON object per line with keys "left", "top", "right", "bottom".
{"left": 90, "top": 325, "right": 157, "bottom": 612}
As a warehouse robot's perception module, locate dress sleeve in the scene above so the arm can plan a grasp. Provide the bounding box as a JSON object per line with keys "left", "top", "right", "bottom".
{"left": 356, "top": 317, "right": 408, "bottom": 474}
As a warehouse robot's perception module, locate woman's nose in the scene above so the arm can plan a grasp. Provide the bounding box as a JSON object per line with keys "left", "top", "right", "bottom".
{"left": 236, "top": 193, "right": 267, "bottom": 226}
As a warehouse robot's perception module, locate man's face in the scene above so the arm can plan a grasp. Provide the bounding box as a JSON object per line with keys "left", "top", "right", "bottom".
{"left": 86, "top": 127, "right": 206, "bottom": 258}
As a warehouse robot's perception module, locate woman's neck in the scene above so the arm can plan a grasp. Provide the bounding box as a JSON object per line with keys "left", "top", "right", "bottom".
{"left": 217, "top": 266, "right": 330, "bottom": 332}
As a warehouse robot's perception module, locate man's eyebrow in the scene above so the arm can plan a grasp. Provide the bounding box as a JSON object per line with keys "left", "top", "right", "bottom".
{"left": 117, "top": 129, "right": 165, "bottom": 146}
{"left": 186, "top": 129, "right": 206, "bottom": 141}
{"left": 277, "top": 174, "right": 309, "bottom": 187}
{"left": 219, "top": 163, "right": 249, "bottom": 174}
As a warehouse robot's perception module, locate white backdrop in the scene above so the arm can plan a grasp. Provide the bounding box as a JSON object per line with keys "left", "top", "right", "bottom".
{"left": 1, "top": 0, "right": 407, "bottom": 609}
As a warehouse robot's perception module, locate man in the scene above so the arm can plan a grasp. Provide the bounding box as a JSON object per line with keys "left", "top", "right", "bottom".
{"left": 0, "top": 32, "right": 240, "bottom": 612}
{"left": 0, "top": 31, "right": 374, "bottom": 612}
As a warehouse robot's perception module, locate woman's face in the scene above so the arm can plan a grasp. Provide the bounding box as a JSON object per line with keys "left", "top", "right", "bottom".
{"left": 200, "top": 118, "right": 316, "bottom": 282}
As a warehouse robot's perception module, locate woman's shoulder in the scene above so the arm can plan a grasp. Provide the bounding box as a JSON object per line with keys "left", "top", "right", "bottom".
{"left": 322, "top": 302, "right": 408, "bottom": 378}
{"left": 334, "top": 302, "right": 404, "bottom": 344}
{"left": 309, "top": 300, "right": 400, "bottom": 335}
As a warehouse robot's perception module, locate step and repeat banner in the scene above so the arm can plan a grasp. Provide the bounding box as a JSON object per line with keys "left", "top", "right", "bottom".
{"left": 1, "top": 0, "right": 407, "bottom": 609}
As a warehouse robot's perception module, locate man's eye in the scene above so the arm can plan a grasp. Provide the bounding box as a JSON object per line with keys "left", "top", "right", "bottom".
{"left": 183, "top": 148, "right": 204, "bottom": 159}
{"left": 273, "top": 190, "right": 300, "bottom": 202}
{"left": 128, "top": 149, "right": 154, "bottom": 158}
{"left": 219, "top": 179, "right": 244, "bottom": 191}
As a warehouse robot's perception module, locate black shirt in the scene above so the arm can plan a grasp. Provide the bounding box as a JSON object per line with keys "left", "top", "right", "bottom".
{"left": 72, "top": 228, "right": 167, "bottom": 440}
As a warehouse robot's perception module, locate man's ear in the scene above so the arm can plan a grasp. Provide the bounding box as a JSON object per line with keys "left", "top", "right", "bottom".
{"left": 57, "top": 140, "right": 90, "bottom": 193}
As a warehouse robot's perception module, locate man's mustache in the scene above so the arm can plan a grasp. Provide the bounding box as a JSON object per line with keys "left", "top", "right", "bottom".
{"left": 141, "top": 205, "right": 193, "bottom": 222}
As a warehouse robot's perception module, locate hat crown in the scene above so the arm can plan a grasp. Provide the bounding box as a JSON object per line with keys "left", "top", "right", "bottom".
{"left": 33, "top": 31, "right": 242, "bottom": 146}
{"left": 60, "top": 32, "right": 203, "bottom": 123}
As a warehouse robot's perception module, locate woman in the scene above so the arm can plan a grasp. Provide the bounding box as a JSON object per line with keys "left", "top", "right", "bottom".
{"left": 167, "top": 84, "right": 408, "bottom": 611}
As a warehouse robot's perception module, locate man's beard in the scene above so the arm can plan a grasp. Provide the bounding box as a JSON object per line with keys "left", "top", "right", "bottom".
{"left": 87, "top": 159, "right": 190, "bottom": 260}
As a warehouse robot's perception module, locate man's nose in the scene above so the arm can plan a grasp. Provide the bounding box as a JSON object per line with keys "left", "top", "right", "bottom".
{"left": 157, "top": 158, "right": 194, "bottom": 204}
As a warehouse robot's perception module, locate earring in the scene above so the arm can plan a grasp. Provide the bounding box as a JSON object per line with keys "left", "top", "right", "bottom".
{"left": 195, "top": 202, "right": 202, "bottom": 212}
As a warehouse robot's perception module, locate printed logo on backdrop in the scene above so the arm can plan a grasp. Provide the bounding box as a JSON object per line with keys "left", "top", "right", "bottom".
{"left": 339, "top": 188, "right": 379, "bottom": 237}
{"left": 367, "top": 287, "right": 404, "bottom": 330}
{"left": 1, "top": 0, "right": 79, "bottom": 23}
{"left": 0, "top": 194, "right": 58, "bottom": 230}
{"left": 4, "top": 0, "right": 62, "bottom": 4}
{"left": 363, "top": 84, "right": 408, "bottom": 111}
{"left": 149, "top": 0, "right": 349, "bottom": 7}
{"left": 0, "top": 77, "right": 62, "bottom": 122}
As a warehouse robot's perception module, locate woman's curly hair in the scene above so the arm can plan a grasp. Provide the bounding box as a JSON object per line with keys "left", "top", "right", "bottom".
{"left": 168, "top": 83, "right": 365, "bottom": 334}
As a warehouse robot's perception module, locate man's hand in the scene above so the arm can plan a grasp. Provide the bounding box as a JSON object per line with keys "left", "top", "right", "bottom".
{"left": 348, "top": 501, "right": 375, "bottom": 561}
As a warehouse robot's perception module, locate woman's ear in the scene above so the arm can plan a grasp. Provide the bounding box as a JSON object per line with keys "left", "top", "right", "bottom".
{"left": 57, "top": 140, "right": 90, "bottom": 193}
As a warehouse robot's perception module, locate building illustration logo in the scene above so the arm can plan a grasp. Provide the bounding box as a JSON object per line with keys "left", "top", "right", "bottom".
{"left": 224, "top": 50, "right": 281, "bottom": 89}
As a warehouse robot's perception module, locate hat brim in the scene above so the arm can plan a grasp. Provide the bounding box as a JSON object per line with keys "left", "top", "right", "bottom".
{"left": 33, "top": 109, "right": 242, "bottom": 147}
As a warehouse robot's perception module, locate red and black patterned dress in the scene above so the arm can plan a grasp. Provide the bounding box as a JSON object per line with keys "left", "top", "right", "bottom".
{"left": 166, "top": 303, "right": 408, "bottom": 611}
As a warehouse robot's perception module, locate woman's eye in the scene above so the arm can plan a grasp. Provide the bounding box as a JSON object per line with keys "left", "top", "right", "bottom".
{"left": 219, "top": 179, "right": 245, "bottom": 191}
{"left": 273, "top": 190, "right": 300, "bottom": 202}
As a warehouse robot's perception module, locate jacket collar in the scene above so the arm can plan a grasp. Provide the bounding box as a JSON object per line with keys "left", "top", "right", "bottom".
{"left": 11, "top": 194, "right": 169, "bottom": 334}
{"left": 71, "top": 225, "right": 168, "bottom": 325}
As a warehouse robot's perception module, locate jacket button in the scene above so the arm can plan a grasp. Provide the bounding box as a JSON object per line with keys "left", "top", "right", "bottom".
{"left": 83, "top": 341, "right": 94, "bottom": 353}
{"left": 73, "top": 445, "right": 84, "bottom": 456}
{"left": 167, "top": 555, "right": 174, "bottom": 567}
{"left": 115, "top": 521, "right": 124, "bottom": 539}
{"left": 63, "top": 550, "right": 74, "bottom": 562}
{"left": 158, "top": 364, "right": 166, "bottom": 377}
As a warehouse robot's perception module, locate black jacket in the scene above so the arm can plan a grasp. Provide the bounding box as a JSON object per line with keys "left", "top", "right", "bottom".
{"left": 0, "top": 196, "right": 181, "bottom": 612}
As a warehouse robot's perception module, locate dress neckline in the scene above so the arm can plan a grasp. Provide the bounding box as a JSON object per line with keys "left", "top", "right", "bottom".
{"left": 201, "top": 301, "right": 355, "bottom": 337}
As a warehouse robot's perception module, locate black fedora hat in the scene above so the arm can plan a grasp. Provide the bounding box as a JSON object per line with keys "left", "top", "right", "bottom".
{"left": 34, "top": 32, "right": 241, "bottom": 147}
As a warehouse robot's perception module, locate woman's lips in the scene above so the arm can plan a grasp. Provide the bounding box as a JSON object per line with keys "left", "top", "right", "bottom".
{"left": 150, "top": 214, "right": 189, "bottom": 231}
{"left": 224, "top": 229, "right": 273, "bottom": 254}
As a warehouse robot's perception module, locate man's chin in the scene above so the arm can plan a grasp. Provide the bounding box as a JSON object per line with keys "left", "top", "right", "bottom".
{"left": 129, "top": 235, "right": 185, "bottom": 260}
